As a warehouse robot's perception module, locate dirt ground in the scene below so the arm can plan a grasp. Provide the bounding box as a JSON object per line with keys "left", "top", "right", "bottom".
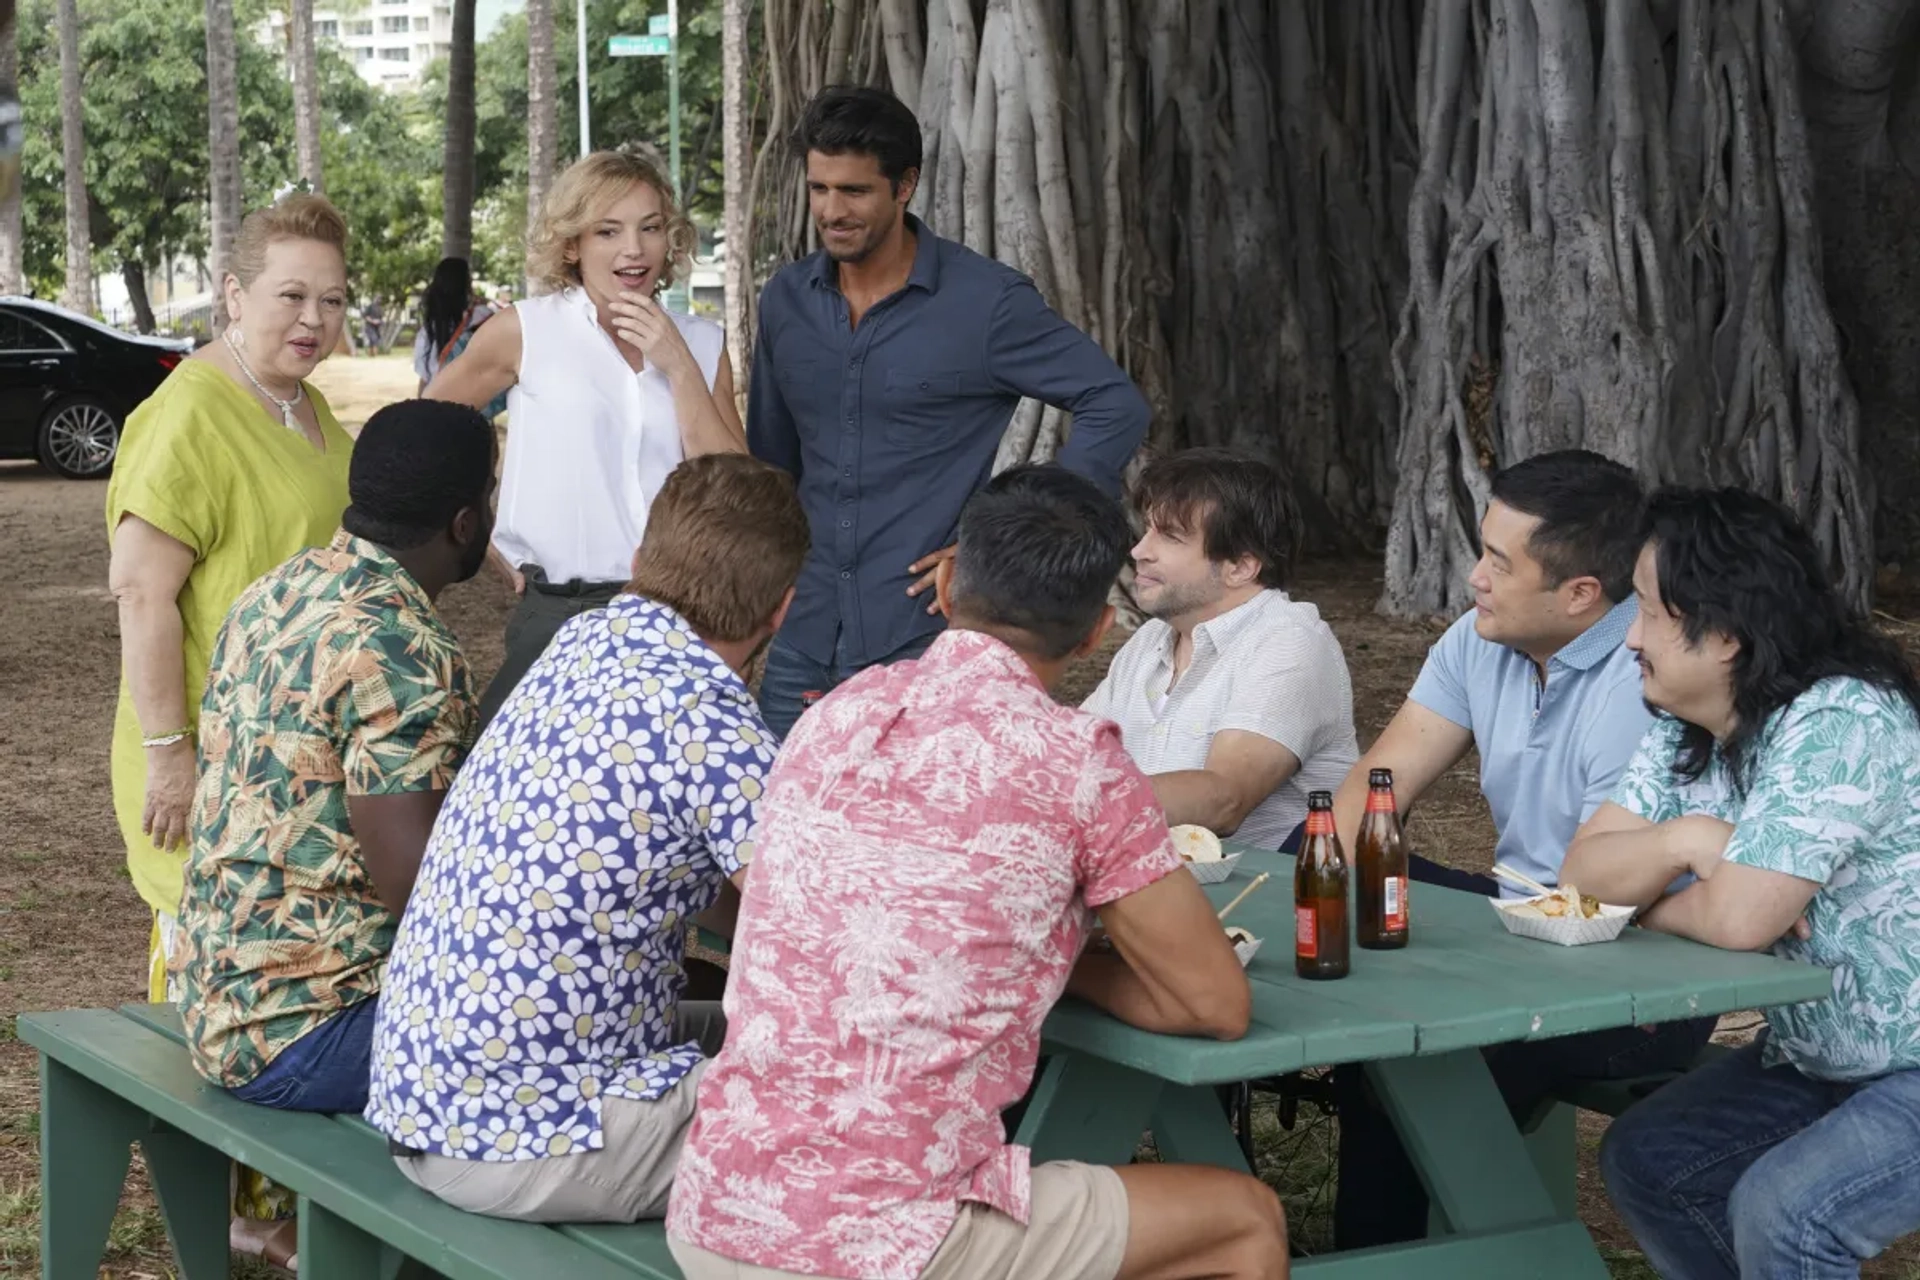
{"left": 1, "top": 353, "right": 1914, "bottom": 1275}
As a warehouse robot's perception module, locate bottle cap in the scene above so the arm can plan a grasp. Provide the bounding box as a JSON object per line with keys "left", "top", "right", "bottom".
{"left": 1369, "top": 768, "right": 1394, "bottom": 788}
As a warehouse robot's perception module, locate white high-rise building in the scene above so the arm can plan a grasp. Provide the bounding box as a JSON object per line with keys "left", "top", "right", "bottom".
{"left": 263, "top": 2, "right": 458, "bottom": 91}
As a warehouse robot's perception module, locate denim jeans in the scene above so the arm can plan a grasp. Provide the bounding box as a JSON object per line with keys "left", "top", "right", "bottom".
{"left": 1333, "top": 1014, "right": 1717, "bottom": 1248}
{"left": 758, "top": 628, "right": 938, "bottom": 741}
{"left": 1601, "top": 1037, "right": 1920, "bottom": 1279}
{"left": 228, "top": 997, "right": 380, "bottom": 1114}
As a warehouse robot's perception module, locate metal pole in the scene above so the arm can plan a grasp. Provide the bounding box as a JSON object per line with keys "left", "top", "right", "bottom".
{"left": 575, "top": 0, "right": 590, "bottom": 157}
{"left": 667, "top": 0, "right": 681, "bottom": 201}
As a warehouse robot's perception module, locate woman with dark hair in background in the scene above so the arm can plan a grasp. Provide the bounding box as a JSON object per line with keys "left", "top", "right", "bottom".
{"left": 413, "top": 257, "right": 504, "bottom": 418}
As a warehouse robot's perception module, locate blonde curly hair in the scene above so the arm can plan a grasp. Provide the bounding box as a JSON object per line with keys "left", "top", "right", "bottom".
{"left": 526, "top": 150, "right": 695, "bottom": 295}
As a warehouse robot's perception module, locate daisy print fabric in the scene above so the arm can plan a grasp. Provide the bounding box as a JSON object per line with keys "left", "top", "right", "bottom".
{"left": 365, "top": 595, "right": 774, "bottom": 1161}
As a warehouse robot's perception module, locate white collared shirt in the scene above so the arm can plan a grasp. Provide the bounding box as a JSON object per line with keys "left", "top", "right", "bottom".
{"left": 492, "top": 287, "right": 723, "bottom": 584}
{"left": 1083, "top": 589, "right": 1360, "bottom": 848}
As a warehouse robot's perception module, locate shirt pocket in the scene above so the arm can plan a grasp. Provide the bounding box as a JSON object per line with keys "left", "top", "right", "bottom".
{"left": 881, "top": 367, "right": 967, "bottom": 445}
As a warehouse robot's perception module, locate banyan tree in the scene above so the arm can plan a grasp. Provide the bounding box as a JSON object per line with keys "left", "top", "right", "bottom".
{"left": 723, "top": 0, "right": 1920, "bottom": 617}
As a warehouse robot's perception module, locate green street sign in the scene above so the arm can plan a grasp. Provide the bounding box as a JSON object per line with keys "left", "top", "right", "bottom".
{"left": 609, "top": 34, "right": 671, "bottom": 56}
{"left": 649, "top": 14, "right": 672, "bottom": 35}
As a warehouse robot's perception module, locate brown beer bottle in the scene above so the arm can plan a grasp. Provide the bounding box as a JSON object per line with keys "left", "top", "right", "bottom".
{"left": 1294, "top": 790, "right": 1350, "bottom": 980}
{"left": 1356, "top": 768, "right": 1410, "bottom": 950}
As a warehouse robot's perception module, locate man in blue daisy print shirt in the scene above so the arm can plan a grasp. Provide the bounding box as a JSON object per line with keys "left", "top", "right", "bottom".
{"left": 366, "top": 454, "right": 808, "bottom": 1223}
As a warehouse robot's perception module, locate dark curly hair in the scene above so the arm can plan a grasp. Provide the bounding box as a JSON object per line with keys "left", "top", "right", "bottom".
{"left": 344, "top": 400, "right": 496, "bottom": 549}
{"left": 1643, "top": 487, "right": 1920, "bottom": 793}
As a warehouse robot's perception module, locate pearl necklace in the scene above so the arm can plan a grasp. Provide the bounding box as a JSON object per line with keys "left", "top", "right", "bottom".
{"left": 223, "top": 328, "right": 306, "bottom": 431}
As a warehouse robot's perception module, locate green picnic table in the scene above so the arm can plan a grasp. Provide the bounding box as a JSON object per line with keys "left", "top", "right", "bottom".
{"left": 1016, "top": 845, "right": 1833, "bottom": 1278}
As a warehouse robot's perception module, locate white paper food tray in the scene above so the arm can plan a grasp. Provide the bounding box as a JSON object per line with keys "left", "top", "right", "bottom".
{"left": 1491, "top": 895, "right": 1634, "bottom": 946}
{"left": 1183, "top": 850, "right": 1244, "bottom": 884}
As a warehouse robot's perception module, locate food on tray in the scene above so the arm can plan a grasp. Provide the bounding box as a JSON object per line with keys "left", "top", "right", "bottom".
{"left": 1507, "top": 883, "right": 1604, "bottom": 920}
{"left": 1224, "top": 926, "right": 1256, "bottom": 947}
{"left": 1171, "top": 824, "right": 1224, "bottom": 863}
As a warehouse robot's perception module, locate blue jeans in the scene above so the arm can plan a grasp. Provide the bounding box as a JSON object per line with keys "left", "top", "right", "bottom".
{"left": 1601, "top": 1037, "right": 1920, "bottom": 1279}
{"left": 758, "top": 628, "right": 938, "bottom": 741}
{"left": 228, "top": 998, "right": 380, "bottom": 1114}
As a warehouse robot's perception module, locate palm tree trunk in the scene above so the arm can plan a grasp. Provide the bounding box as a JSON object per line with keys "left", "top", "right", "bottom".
{"left": 56, "top": 0, "right": 90, "bottom": 313}
{"left": 442, "top": 0, "right": 477, "bottom": 258}
{"left": 0, "top": 0, "right": 23, "bottom": 294}
{"left": 525, "top": 0, "right": 557, "bottom": 293}
{"left": 122, "top": 260, "right": 156, "bottom": 334}
{"left": 291, "top": 0, "right": 323, "bottom": 191}
{"left": 205, "top": 0, "right": 242, "bottom": 331}
{"left": 722, "top": 0, "right": 751, "bottom": 413}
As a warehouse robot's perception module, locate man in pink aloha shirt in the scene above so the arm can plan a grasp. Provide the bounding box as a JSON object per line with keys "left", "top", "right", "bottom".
{"left": 667, "top": 466, "right": 1289, "bottom": 1280}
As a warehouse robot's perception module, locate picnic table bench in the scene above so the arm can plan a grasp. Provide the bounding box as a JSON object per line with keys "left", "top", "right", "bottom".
{"left": 18, "top": 1003, "right": 682, "bottom": 1280}
{"left": 21, "top": 845, "right": 1830, "bottom": 1279}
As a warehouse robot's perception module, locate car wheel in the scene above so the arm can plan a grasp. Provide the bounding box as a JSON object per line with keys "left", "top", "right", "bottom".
{"left": 36, "top": 395, "right": 121, "bottom": 479}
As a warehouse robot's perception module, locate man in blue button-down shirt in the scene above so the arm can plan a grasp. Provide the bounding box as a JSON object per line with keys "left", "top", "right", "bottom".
{"left": 747, "top": 86, "right": 1151, "bottom": 738}
{"left": 1326, "top": 450, "right": 1716, "bottom": 1250}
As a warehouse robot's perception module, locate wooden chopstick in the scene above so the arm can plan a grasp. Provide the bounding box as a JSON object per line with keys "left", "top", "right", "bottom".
{"left": 1491, "top": 862, "right": 1554, "bottom": 897}
{"left": 1216, "top": 872, "right": 1271, "bottom": 924}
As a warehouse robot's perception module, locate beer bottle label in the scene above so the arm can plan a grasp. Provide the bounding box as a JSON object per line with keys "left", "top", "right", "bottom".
{"left": 1385, "top": 875, "right": 1408, "bottom": 930}
{"left": 1365, "top": 790, "right": 1396, "bottom": 814}
{"left": 1295, "top": 905, "right": 1317, "bottom": 959}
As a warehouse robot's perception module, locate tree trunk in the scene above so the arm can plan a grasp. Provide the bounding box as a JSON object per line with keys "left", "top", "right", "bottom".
{"left": 122, "top": 260, "right": 156, "bottom": 334}
{"left": 525, "top": 0, "right": 557, "bottom": 293}
{"left": 443, "top": 0, "right": 478, "bottom": 259}
{"left": 56, "top": 0, "right": 90, "bottom": 314}
{"left": 722, "top": 0, "right": 752, "bottom": 418}
{"left": 0, "top": 1, "right": 22, "bottom": 295}
{"left": 290, "top": 0, "right": 323, "bottom": 191}
{"left": 1383, "top": 0, "right": 1872, "bottom": 617}
{"left": 206, "top": 0, "right": 242, "bottom": 331}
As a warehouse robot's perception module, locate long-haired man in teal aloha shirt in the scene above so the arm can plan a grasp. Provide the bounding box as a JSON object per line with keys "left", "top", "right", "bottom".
{"left": 1560, "top": 488, "right": 1920, "bottom": 1280}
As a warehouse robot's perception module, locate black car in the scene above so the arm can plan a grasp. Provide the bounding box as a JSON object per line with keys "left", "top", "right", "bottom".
{"left": 0, "top": 297, "right": 194, "bottom": 479}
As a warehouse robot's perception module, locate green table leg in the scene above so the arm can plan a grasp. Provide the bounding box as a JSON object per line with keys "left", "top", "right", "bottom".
{"left": 1015, "top": 1053, "right": 1165, "bottom": 1166}
{"left": 1149, "top": 1085, "right": 1254, "bottom": 1174}
{"left": 142, "top": 1124, "right": 232, "bottom": 1279}
{"left": 1522, "top": 1101, "right": 1579, "bottom": 1219}
{"left": 39, "top": 1056, "right": 139, "bottom": 1280}
{"left": 298, "top": 1196, "right": 387, "bottom": 1274}
{"left": 1365, "top": 1051, "right": 1607, "bottom": 1278}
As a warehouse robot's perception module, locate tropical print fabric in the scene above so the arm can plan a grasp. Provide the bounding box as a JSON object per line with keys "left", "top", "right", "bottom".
{"left": 365, "top": 595, "right": 774, "bottom": 1161}
{"left": 666, "top": 629, "right": 1184, "bottom": 1280}
{"left": 1613, "top": 677, "right": 1920, "bottom": 1081}
{"left": 175, "top": 531, "right": 475, "bottom": 1087}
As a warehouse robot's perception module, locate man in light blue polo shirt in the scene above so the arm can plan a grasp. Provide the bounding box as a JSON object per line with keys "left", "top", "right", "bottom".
{"left": 1328, "top": 450, "right": 1716, "bottom": 1249}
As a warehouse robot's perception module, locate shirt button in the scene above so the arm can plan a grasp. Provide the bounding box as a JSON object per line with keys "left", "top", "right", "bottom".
{"left": 919, "top": 380, "right": 930, "bottom": 390}
{"left": 840, "top": 519, "right": 851, "bottom": 528}
{"left": 840, "top": 570, "right": 852, "bottom": 579}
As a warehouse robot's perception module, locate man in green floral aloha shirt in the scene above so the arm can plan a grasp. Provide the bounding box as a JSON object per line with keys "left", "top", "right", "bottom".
{"left": 173, "top": 399, "right": 496, "bottom": 1115}
{"left": 1559, "top": 487, "right": 1920, "bottom": 1280}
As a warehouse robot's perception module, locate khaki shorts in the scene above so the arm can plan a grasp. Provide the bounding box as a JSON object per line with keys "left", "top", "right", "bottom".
{"left": 394, "top": 1004, "right": 724, "bottom": 1223}
{"left": 670, "top": 1160, "right": 1129, "bottom": 1280}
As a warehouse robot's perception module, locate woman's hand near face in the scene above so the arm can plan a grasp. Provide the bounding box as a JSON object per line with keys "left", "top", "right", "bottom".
{"left": 608, "top": 291, "right": 698, "bottom": 381}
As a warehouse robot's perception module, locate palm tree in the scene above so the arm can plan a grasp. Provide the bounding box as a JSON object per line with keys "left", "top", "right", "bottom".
{"left": 442, "top": 0, "right": 477, "bottom": 258}
{"left": 721, "top": 0, "right": 750, "bottom": 407}
{"left": 524, "top": 0, "right": 556, "bottom": 292}
{"left": 56, "top": 0, "right": 90, "bottom": 313}
{"left": 205, "top": 0, "right": 241, "bottom": 331}
{"left": 0, "top": 0, "right": 23, "bottom": 295}
{"left": 290, "top": 0, "right": 323, "bottom": 191}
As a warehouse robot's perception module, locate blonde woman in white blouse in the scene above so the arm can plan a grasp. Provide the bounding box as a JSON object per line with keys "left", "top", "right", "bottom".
{"left": 427, "top": 151, "right": 747, "bottom": 722}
